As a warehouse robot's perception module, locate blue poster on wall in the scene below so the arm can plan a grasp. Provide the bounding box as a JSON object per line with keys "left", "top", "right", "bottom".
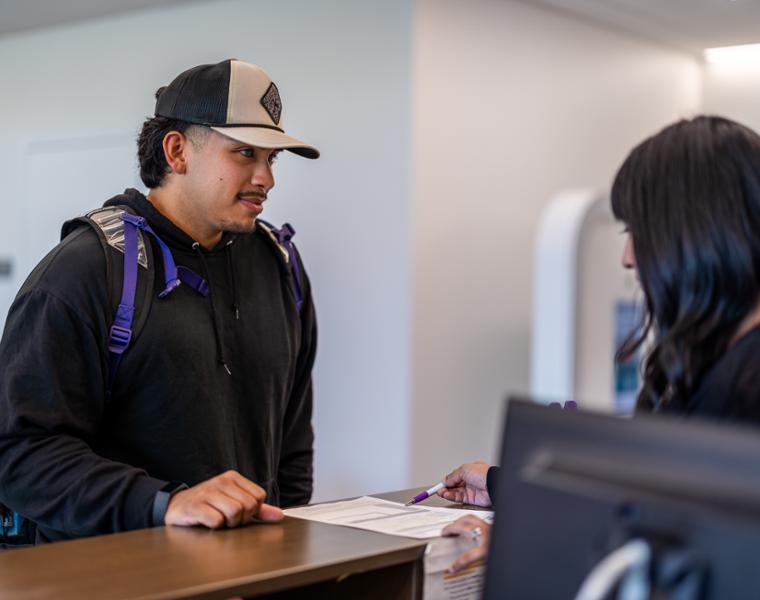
{"left": 613, "top": 300, "right": 641, "bottom": 416}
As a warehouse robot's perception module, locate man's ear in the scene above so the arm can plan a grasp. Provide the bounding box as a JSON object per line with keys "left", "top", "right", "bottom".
{"left": 163, "top": 131, "right": 190, "bottom": 175}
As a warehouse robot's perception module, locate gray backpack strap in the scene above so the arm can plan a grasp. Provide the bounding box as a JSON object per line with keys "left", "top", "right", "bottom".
{"left": 62, "top": 206, "right": 150, "bottom": 269}
{"left": 85, "top": 207, "right": 149, "bottom": 269}
{"left": 257, "top": 219, "right": 305, "bottom": 313}
{"left": 60, "top": 205, "right": 156, "bottom": 385}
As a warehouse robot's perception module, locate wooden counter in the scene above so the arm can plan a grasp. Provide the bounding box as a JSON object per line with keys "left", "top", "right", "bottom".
{"left": 0, "top": 488, "right": 453, "bottom": 599}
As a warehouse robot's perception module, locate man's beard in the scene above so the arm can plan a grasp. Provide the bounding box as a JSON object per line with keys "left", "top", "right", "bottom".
{"left": 219, "top": 217, "right": 258, "bottom": 235}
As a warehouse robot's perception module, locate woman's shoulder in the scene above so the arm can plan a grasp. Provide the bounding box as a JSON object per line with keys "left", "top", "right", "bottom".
{"left": 689, "top": 325, "right": 760, "bottom": 421}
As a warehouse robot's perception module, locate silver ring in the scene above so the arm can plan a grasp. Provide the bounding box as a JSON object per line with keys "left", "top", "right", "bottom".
{"left": 470, "top": 526, "right": 482, "bottom": 540}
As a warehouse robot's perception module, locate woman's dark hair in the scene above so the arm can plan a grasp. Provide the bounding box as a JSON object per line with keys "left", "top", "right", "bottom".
{"left": 612, "top": 116, "right": 760, "bottom": 412}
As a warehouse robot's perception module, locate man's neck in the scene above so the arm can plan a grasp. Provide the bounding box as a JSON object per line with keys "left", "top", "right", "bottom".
{"left": 147, "top": 188, "right": 221, "bottom": 250}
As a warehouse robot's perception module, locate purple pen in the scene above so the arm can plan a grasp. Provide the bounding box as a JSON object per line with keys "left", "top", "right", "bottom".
{"left": 404, "top": 482, "right": 446, "bottom": 506}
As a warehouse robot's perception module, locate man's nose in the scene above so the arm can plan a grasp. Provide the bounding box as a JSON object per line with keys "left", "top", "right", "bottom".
{"left": 251, "top": 163, "right": 274, "bottom": 191}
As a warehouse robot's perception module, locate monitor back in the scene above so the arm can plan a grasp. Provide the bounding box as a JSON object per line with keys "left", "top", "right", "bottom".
{"left": 483, "top": 399, "right": 760, "bottom": 599}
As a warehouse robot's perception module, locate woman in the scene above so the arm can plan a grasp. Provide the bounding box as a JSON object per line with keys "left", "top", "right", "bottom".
{"left": 442, "top": 115, "right": 760, "bottom": 572}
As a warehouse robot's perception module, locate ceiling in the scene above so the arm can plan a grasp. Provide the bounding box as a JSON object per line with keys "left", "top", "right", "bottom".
{"left": 0, "top": 0, "right": 202, "bottom": 37}
{"left": 1, "top": 0, "right": 759, "bottom": 56}
{"left": 523, "top": 0, "right": 760, "bottom": 55}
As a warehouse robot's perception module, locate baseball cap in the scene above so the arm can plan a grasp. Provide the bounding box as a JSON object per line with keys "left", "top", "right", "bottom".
{"left": 154, "top": 59, "right": 319, "bottom": 159}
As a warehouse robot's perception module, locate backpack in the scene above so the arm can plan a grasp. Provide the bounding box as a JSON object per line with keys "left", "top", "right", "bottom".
{"left": 0, "top": 205, "right": 304, "bottom": 547}
{"left": 61, "top": 205, "right": 304, "bottom": 390}
{"left": 0, "top": 505, "right": 35, "bottom": 548}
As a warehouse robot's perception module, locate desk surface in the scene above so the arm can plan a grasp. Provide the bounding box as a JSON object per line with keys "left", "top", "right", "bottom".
{"left": 0, "top": 488, "right": 455, "bottom": 600}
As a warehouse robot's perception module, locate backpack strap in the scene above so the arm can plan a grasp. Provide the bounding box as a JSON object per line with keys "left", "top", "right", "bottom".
{"left": 61, "top": 206, "right": 209, "bottom": 394}
{"left": 62, "top": 206, "right": 155, "bottom": 394}
{"left": 257, "top": 220, "right": 304, "bottom": 313}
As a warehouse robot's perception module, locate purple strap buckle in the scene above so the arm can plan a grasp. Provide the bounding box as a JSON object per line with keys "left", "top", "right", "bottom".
{"left": 121, "top": 213, "right": 146, "bottom": 228}
{"left": 277, "top": 223, "right": 295, "bottom": 243}
{"left": 120, "top": 213, "right": 181, "bottom": 299}
{"left": 108, "top": 324, "right": 132, "bottom": 354}
{"left": 177, "top": 266, "right": 209, "bottom": 297}
{"left": 158, "top": 278, "right": 181, "bottom": 299}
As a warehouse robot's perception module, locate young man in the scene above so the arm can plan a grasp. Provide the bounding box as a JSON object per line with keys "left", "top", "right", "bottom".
{"left": 0, "top": 59, "right": 319, "bottom": 543}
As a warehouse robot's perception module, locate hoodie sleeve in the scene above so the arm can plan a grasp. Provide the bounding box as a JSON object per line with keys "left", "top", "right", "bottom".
{"left": 276, "top": 262, "right": 317, "bottom": 507}
{"left": 0, "top": 259, "right": 166, "bottom": 539}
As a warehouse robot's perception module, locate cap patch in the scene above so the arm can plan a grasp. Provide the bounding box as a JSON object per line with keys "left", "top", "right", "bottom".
{"left": 260, "top": 83, "right": 282, "bottom": 125}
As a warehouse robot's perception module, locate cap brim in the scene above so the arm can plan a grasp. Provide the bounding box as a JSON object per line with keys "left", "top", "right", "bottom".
{"left": 211, "top": 126, "right": 319, "bottom": 159}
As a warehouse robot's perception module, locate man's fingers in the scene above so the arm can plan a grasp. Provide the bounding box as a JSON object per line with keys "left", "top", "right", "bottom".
{"left": 189, "top": 503, "right": 227, "bottom": 529}
{"left": 165, "top": 472, "right": 277, "bottom": 530}
{"left": 257, "top": 503, "right": 285, "bottom": 522}
{"left": 210, "top": 471, "right": 269, "bottom": 525}
{"left": 204, "top": 492, "right": 246, "bottom": 528}
{"left": 215, "top": 481, "right": 264, "bottom": 524}
{"left": 223, "top": 471, "right": 266, "bottom": 504}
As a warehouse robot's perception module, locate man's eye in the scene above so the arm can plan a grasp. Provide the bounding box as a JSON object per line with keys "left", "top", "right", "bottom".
{"left": 269, "top": 153, "right": 280, "bottom": 165}
{"left": 239, "top": 148, "right": 254, "bottom": 158}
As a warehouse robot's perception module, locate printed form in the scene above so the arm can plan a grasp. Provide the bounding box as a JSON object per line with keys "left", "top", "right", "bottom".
{"left": 284, "top": 496, "right": 493, "bottom": 539}
{"left": 424, "top": 537, "right": 487, "bottom": 600}
{"left": 285, "top": 496, "right": 492, "bottom": 599}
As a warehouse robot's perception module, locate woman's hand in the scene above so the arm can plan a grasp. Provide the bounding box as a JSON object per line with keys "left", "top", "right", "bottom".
{"left": 438, "top": 461, "right": 492, "bottom": 507}
{"left": 441, "top": 515, "right": 491, "bottom": 573}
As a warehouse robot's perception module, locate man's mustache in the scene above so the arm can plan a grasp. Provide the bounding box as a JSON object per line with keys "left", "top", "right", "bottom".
{"left": 237, "top": 191, "right": 267, "bottom": 200}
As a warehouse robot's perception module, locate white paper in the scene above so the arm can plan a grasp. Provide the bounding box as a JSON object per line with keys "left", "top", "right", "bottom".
{"left": 284, "top": 496, "right": 493, "bottom": 539}
{"left": 424, "top": 537, "right": 486, "bottom": 600}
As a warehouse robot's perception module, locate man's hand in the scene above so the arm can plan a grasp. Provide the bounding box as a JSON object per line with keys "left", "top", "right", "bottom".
{"left": 442, "top": 515, "right": 491, "bottom": 573}
{"left": 164, "top": 470, "right": 284, "bottom": 528}
{"left": 437, "top": 461, "right": 492, "bottom": 507}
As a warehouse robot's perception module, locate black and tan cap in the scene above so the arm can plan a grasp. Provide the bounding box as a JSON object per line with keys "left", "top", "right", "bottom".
{"left": 155, "top": 59, "right": 319, "bottom": 159}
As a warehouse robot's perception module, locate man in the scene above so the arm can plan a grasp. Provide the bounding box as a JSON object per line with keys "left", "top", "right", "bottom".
{"left": 0, "top": 59, "right": 319, "bottom": 543}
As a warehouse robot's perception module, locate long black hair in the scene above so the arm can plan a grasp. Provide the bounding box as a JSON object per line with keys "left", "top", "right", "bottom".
{"left": 611, "top": 116, "right": 760, "bottom": 411}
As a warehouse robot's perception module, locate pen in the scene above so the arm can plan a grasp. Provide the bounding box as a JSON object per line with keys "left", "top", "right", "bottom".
{"left": 404, "top": 482, "right": 446, "bottom": 506}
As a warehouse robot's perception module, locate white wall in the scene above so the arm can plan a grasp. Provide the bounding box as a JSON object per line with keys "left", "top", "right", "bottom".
{"left": 0, "top": 0, "right": 412, "bottom": 502}
{"left": 0, "top": 0, "right": 714, "bottom": 503}
{"left": 702, "top": 62, "right": 760, "bottom": 131}
{"left": 409, "top": 0, "right": 701, "bottom": 483}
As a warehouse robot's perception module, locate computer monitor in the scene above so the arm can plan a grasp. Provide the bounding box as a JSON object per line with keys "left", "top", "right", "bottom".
{"left": 483, "top": 398, "right": 760, "bottom": 599}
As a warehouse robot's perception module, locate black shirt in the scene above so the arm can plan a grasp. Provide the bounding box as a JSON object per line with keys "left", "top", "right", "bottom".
{"left": 486, "top": 325, "right": 760, "bottom": 507}
{"left": 661, "top": 324, "right": 760, "bottom": 421}
{"left": 0, "top": 189, "right": 317, "bottom": 542}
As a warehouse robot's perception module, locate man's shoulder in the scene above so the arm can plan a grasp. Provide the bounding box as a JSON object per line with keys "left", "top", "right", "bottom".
{"left": 19, "top": 221, "right": 108, "bottom": 299}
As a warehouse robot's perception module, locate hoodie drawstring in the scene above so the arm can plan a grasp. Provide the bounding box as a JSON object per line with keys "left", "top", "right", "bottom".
{"left": 192, "top": 242, "right": 231, "bottom": 376}
{"left": 225, "top": 241, "right": 240, "bottom": 320}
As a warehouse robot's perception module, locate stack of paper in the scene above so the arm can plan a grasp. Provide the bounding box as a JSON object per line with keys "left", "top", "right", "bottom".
{"left": 284, "top": 496, "right": 493, "bottom": 539}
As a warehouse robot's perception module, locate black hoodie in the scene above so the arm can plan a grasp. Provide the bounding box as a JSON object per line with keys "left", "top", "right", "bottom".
{"left": 0, "top": 189, "right": 316, "bottom": 543}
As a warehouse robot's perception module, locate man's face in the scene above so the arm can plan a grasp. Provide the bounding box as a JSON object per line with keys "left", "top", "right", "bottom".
{"left": 180, "top": 130, "right": 280, "bottom": 240}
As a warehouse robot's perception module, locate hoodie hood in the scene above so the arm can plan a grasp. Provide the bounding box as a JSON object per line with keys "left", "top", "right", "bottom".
{"left": 103, "top": 188, "right": 237, "bottom": 253}
{"left": 103, "top": 188, "right": 241, "bottom": 374}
